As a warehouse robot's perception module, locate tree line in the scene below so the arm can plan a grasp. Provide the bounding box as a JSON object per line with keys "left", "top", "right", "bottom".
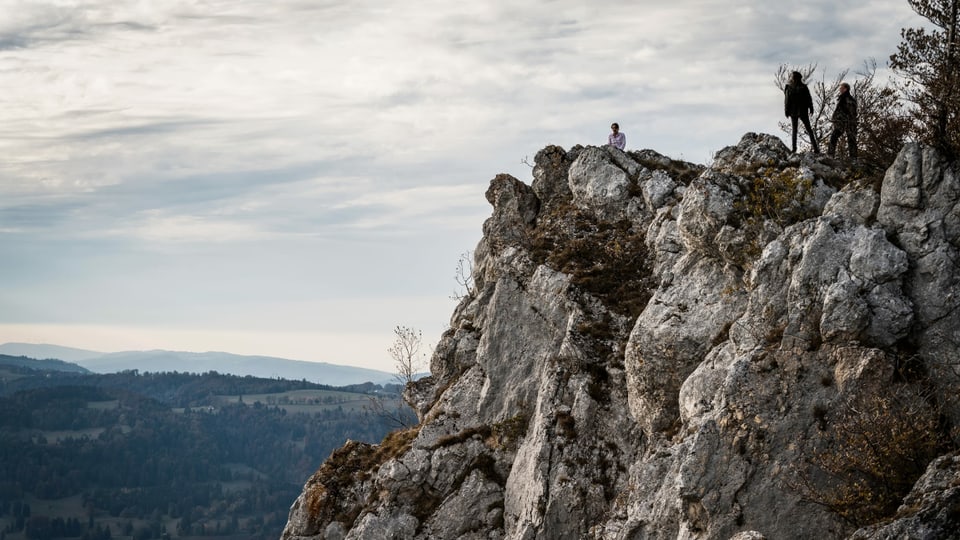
{"left": 0, "top": 370, "right": 413, "bottom": 540}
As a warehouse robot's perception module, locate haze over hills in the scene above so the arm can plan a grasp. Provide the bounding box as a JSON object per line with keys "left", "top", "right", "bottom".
{"left": 0, "top": 342, "right": 105, "bottom": 362}
{"left": 0, "top": 353, "right": 92, "bottom": 374}
{"left": 0, "top": 362, "right": 410, "bottom": 540}
{"left": 0, "top": 342, "right": 396, "bottom": 386}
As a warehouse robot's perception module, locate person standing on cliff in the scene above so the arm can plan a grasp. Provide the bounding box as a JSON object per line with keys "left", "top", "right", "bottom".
{"left": 608, "top": 123, "right": 625, "bottom": 150}
{"left": 827, "top": 82, "right": 858, "bottom": 158}
{"left": 784, "top": 71, "right": 819, "bottom": 154}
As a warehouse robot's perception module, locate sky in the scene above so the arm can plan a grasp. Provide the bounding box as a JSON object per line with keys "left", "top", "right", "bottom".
{"left": 0, "top": 0, "right": 923, "bottom": 373}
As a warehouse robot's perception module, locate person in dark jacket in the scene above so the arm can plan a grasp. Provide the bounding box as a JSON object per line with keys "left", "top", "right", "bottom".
{"left": 827, "top": 82, "right": 858, "bottom": 158}
{"left": 784, "top": 71, "right": 819, "bottom": 153}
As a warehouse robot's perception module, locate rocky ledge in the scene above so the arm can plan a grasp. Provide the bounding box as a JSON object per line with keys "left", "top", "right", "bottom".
{"left": 281, "top": 134, "right": 960, "bottom": 539}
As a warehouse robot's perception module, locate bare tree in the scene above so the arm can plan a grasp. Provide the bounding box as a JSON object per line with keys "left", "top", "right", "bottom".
{"left": 775, "top": 63, "right": 837, "bottom": 153}
{"left": 365, "top": 391, "right": 416, "bottom": 428}
{"left": 774, "top": 63, "right": 817, "bottom": 89}
{"left": 450, "top": 250, "right": 476, "bottom": 301}
{"left": 388, "top": 325, "right": 425, "bottom": 386}
{"left": 364, "top": 325, "right": 426, "bottom": 427}
{"left": 789, "top": 384, "right": 946, "bottom": 526}
{"left": 775, "top": 61, "right": 910, "bottom": 168}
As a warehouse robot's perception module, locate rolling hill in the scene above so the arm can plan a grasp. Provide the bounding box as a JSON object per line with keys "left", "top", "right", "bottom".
{"left": 0, "top": 343, "right": 395, "bottom": 386}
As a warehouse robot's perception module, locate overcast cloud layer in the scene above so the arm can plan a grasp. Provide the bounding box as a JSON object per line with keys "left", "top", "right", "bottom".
{"left": 0, "top": 0, "right": 921, "bottom": 372}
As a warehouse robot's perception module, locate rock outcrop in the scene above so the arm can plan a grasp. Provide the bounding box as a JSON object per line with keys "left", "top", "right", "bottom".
{"left": 282, "top": 135, "right": 960, "bottom": 539}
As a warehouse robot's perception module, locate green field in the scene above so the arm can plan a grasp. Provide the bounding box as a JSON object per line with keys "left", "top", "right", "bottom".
{"left": 217, "top": 388, "right": 395, "bottom": 413}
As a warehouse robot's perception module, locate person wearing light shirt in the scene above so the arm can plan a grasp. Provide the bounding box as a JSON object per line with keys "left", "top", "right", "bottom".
{"left": 608, "top": 123, "right": 625, "bottom": 150}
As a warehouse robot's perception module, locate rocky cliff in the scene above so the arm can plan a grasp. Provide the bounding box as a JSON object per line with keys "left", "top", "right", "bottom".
{"left": 281, "top": 134, "right": 960, "bottom": 539}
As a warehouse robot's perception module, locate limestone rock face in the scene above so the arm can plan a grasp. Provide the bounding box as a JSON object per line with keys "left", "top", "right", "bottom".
{"left": 877, "top": 143, "right": 960, "bottom": 427}
{"left": 282, "top": 134, "right": 960, "bottom": 540}
{"left": 568, "top": 145, "right": 635, "bottom": 222}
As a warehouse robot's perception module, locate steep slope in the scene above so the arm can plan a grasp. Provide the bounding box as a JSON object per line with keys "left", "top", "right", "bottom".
{"left": 282, "top": 134, "right": 960, "bottom": 540}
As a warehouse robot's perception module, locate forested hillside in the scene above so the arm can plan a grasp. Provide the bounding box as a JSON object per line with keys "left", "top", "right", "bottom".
{"left": 0, "top": 364, "right": 412, "bottom": 540}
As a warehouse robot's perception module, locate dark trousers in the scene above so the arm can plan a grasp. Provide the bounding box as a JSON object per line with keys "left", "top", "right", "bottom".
{"left": 790, "top": 113, "right": 819, "bottom": 153}
{"left": 828, "top": 122, "right": 857, "bottom": 158}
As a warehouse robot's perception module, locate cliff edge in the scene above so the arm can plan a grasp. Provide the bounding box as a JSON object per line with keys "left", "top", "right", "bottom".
{"left": 282, "top": 134, "right": 960, "bottom": 539}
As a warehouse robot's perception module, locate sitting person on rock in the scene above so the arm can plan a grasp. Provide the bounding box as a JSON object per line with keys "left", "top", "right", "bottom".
{"left": 608, "top": 123, "right": 626, "bottom": 150}
{"left": 784, "top": 71, "right": 820, "bottom": 154}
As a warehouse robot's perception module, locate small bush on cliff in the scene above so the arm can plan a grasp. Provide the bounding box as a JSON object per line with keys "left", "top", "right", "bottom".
{"left": 727, "top": 165, "right": 816, "bottom": 264}
{"left": 305, "top": 426, "right": 420, "bottom": 526}
{"left": 735, "top": 166, "right": 814, "bottom": 229}
{"left": 490, "top": 410, "right": 532, "bottom": 450}
{"left": 430, "top": 409, "right": 531, "bottom": 452}
{"left": 629, "top": 150, "right": 705, "bottom": 185}
{"left": 530, "top": 204, "right": 655, "bottom": 318}
{"left": 450, "top": 250, "right": 476, "bottom": 301}
{"left": 388, "top": 325, "right": 426, "bottom": 386}
{"left": 791, "top": 385, "right": 950, "bottom": 527}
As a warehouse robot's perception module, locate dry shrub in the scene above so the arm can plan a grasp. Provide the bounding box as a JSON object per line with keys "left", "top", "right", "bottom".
{"left": 489, "top": 411, "right": 531, "bottom": 451}
{"left": 792, "top": 385, "right": 951, "bottom": 527}
{"left": 735, "top": 167, "right": 814, "bottom": 229}
{"left": 555, "top": 410, "right": 577, "bottom": 439}
{"left": 305, "top": 426, "right": 420, "bottom": 526}
{"left": 629, "top": 150, "right": 705, "bottom": 185}
{"left": 431, "top": 410, "right": 531, "bottom": 452}
{"left": 530, "top": 205, "right": 655, "bottom": 318}
{"left": 431, "top": 425, "right": 493, "bottom": 449}
{"left": 727, "top": 166, "right": 818, "bottom": 265}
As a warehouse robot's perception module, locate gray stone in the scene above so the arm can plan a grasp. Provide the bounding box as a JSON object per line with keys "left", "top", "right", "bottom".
{"left": 625, "top": 254, "right": 747, "bottom": 434}
{"left": 878, "top": 142, "right": 960, "bottom": 427}
{"left": 531, "top": 145, "right": 573, "bottom": 209}
{"left": 728, "top": 532, "right": 767, "bottom": 540}
{"left": 823, "top": 185, "right": 879, "bottom": 225}
{"left": 283, "top": 137, "right": 960, "bottom": 540}
{"left": 850, "top": 453, "right": 960, "bottom": 540}
{"left": 641, "top": 169, "right": 680, "bottom": 211}
{"left": 483, "top": 173, "right": 540, "bottom": 251}
{"left": 568, "top": 146, "right": 636, "bottom": 222}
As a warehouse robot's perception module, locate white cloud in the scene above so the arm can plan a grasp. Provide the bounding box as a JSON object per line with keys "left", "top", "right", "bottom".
{"left": 111, "top": 210, "right": 270, "bottom": 243}
{"left": 0, "top": 0, "right": 928, "bottom": 368}
{"left": 330, "top": 184, "right": 487, "bottom": 230}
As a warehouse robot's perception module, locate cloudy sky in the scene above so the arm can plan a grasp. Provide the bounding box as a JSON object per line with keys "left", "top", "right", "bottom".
{"left": 0, "top": 0, "right": 921, "bottom": 372}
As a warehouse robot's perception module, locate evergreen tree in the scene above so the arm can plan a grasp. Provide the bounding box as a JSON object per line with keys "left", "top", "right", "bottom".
{"left": 891, "top": 0, "right": 960, "bottom": 155}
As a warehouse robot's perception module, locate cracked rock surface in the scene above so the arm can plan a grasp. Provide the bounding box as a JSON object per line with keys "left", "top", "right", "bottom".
{"left": 282, "top": 136, "right": 960, "bottom": 539}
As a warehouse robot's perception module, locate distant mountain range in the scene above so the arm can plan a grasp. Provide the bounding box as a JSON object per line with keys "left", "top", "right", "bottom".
{"left": 0, "top": 342, "right": 104, "bottom": 363}
{"left": 0, "top": 342, "right": 396, "bottom": 386}
{"left": 0, "top": 353, "right": 92, "bottom": 373}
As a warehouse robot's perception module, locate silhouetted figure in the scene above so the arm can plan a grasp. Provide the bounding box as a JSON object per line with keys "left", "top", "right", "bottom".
{"left": 608, "top": 123, "right": 625, "bottom": 150}
{"left": 827, "top": 82, "right": 858, "bottom": 158}
{"left": 784, "top": 71, "right": 819, "bottom": 154}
